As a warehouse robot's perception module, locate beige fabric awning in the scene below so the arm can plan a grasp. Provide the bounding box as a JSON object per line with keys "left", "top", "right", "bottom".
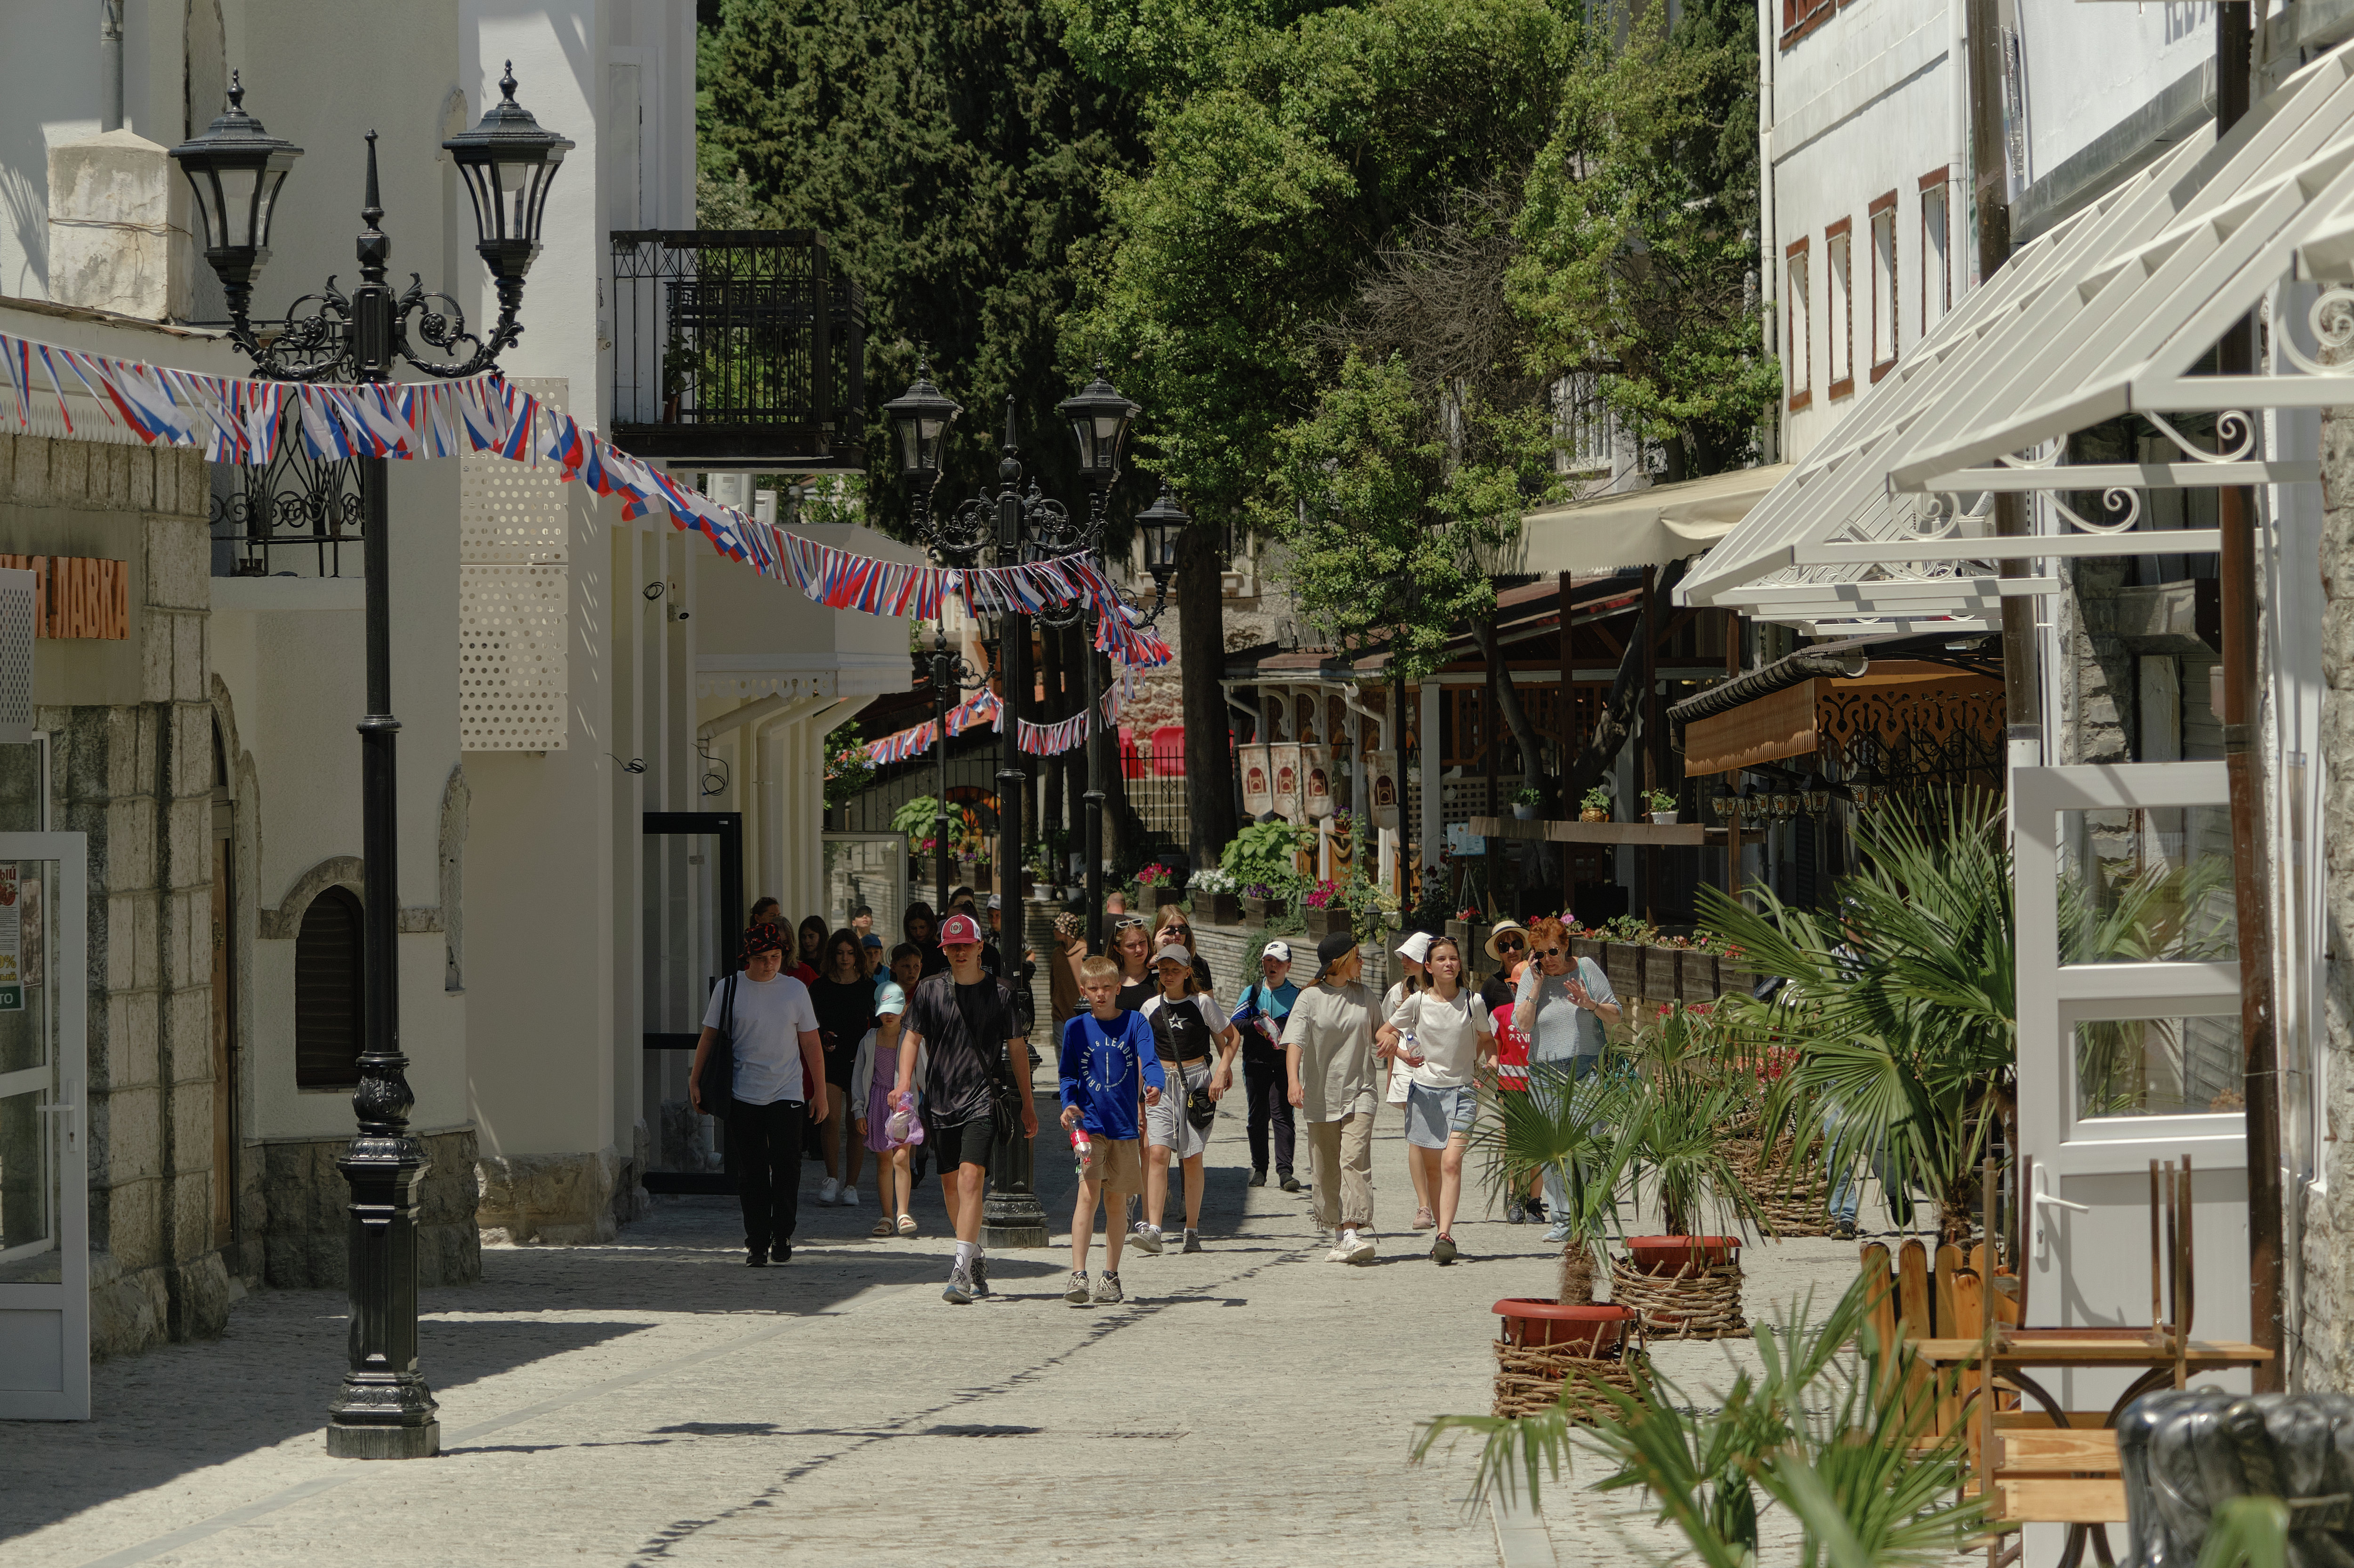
{"left": 1503, "top": 465, "right": 1791, "bottom": 576}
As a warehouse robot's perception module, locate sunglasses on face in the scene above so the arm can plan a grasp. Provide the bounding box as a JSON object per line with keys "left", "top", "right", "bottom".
{"left": 1496, "top": 938, "right": 1524, "bottom": 950}
{"left": 1538, "top": 947, "right": 1565, "bottom": 957}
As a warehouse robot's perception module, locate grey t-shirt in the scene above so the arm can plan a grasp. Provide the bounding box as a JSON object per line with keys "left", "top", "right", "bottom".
{"left": 1279, "top": 980, "right": 1378, "bottom": 1122}
{"left": 1516, "top": 957, "right": 1614, "bottom": 1062}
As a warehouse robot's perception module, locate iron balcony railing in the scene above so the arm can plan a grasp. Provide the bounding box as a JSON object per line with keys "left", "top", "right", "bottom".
{"left": 609, "top": 230, "right": 866, "bottom": 473}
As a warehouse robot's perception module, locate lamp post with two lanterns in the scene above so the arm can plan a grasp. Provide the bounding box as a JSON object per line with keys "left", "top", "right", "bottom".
{"left": 169, "top": 65, "right": 572, "bottom": 1461}
{"left": 881, "top": 358, "right": 1185, "bottom": 1244}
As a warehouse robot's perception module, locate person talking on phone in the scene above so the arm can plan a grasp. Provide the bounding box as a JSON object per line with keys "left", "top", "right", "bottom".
{"left": 1512, "top": 916, "right": 1620, "bottom": 1245}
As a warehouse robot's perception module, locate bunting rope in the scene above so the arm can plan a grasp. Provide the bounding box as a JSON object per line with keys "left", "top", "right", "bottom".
{"left": 0, "top": 326, "right": 1177, "bottom": 672}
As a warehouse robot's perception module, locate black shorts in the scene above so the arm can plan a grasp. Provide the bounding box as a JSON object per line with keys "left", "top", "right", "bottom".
{"left": 927, "top": 1116, "right": 994, "bottom": 1174}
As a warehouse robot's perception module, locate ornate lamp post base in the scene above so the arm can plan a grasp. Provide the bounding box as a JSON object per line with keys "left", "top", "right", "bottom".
{"left": 323, "top": 1134, "right": 440, "bottom": 1459}
{"left": 982, "top": 1122, "right": 1049, "bottom": 1249}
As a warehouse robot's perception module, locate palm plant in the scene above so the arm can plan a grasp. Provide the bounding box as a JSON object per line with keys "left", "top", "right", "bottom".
{"left": 1615, "top": 1007, "right": 1764, "bottom": 1240}
{"left": 1701, "top": 790, "right": 2015, "bottom": 1243}
{"left": 1475, "top": 1059, "right": 1629, "bottom": 1302}
{"left": 1413, "top": 1274, "right": 1982, "bottom": 1566}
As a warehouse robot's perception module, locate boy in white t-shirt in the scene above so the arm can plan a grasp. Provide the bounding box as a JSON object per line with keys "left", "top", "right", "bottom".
{"left": 690, "top": 923, "right": 827, "bottom": 1266}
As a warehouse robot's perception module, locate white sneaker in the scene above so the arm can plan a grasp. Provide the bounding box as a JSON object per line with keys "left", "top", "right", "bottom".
{"left": 840, "top": 1186, "right": 859, "bottom": 1207}
{"left": 1327, "top": 1228, "right": 1357, "bottom": 1263}
{"left": 1341, "top": 1230, "right": 1378, "bottom": 1264}
{"left": 817, "top": 1177, "right": 841, "bottom": 1206}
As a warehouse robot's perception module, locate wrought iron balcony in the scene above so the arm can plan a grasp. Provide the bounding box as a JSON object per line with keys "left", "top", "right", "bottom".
{"left": 609, "top": 230, "right": 866, "bottom": 473}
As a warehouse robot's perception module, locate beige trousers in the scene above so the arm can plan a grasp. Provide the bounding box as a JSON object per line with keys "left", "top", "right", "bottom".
{"left": 1305, "top": 1111, "right": 1374, "bottom": 1231}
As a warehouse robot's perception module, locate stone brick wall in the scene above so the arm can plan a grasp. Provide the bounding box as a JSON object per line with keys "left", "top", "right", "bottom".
{"left": 256, "top": 1129, "right": 480, "bottom": 1287}
{"left": 6, "top": 435, "right": 232, "bottom": 1357}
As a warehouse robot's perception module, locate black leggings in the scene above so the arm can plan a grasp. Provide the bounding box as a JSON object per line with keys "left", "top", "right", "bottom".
{"left": 1243, "top": 1051, "right": 1296, "bottom": 1174}
{"left": 726, "top": 1098, "right": 805, "bottom": 1253}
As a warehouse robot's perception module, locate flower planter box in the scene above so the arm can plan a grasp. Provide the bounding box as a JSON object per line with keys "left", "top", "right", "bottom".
{"left": 1678, "top": 951, "right": 1721, "bottom": 1005}
{"left": 1492, "top": 1298, "right": 1637, "bottom": 1358}
{"left": 1641, "top": 945, "right": 1683, "bottom": 1004}
{"left": 1205, "top": 892, "right": 1244, "bottom": 926}
{"left": 1604, "top": 943, "right": 1640, "bottom": 1003}
{"left": 1571, "top": 936, "right": 1604, "bottom": 969}
{"left": 1242, "top": 895, "right": 1287, "bottom": 924}
{"left": 1301, "top": 905, "right": 1342, "bottom": 941}
{"left": 1719, "top": 957, "right": 1757, "bottom": 999}
{"left": 1151, "top": 886, "right": 1184, "bottom": 909}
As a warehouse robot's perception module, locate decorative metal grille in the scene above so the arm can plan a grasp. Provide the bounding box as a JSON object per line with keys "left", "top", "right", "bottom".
{"left": 609, "top": 230, "right": 867, "bottom": 470}
{"left": 458, "top": 377, "right": 569, "bottom": 751}
{"left": 0, "top": 569, "right": 34, "bottom": 745}
{"left": 209, "top": 409, "right": 367, "bottom": 578}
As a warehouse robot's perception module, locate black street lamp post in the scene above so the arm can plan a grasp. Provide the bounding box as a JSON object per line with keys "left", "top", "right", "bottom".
{"left": 170, "top": 67, "right": 570, "bottom": 1462}
{"left": 887, "top": 362, "right": 1167, "bottom": 1246}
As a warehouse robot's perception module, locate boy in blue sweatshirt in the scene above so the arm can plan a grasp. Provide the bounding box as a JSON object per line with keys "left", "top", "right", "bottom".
{"left": 1059, "top": 955, "right": 1165, "bottom": 1306}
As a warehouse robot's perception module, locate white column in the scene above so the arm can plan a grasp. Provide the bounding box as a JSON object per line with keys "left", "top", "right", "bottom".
{"left": 1419, "top": 679, "right": 1442, "bottom": 881}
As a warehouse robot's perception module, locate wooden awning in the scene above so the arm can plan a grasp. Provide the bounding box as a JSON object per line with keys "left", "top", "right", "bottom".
{"left": 1684, "top": 662, "right": 2003, "bottom": 776}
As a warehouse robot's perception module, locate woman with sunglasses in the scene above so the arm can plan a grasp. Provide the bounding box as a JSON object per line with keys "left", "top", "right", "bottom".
{"left": 1513, "top": 916, "right": 1620, "bottom": 1244}
{"left": 1111, "top": 918, "right": 1157, "bottom": 1013}
{"left": 1153, "top": 905, "right": 1217, "bottom": 994}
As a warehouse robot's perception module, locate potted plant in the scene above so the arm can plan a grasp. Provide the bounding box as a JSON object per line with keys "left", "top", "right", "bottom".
{"left": 1301, "top": 879, "right": 1345, "bottom": 940}
{"left": 1601, "top": 915, "right": 1647, "bottom": 1005}
{"left": 1644, "top": 787, "right": 1679, "bottom": 826}
{"left": 1579, "top": 785, "right": 1612, "bottom": 824}
{"left": 1491, "top": 1297, "right": 1638, "bottom": 1358}
{"left": 1512, "top": 785, "right": 1546, "bottom": 822}
{"left": 1189, "top": 867, "right": 1243, "bottom": 926}
{"left": 1608, "top": 1011, "right": 1759, "bottom": 1337}
{"left": 1241, "top": 882, "right": 1287, "bottom": 922}
{"left": 1137, "top": 861, "right": 1182, "bottom": 908}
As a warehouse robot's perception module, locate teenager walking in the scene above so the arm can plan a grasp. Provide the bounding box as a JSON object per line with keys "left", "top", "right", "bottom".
{"left": 1231, "top": 941, "right": 1300, "bottom": 1191}
{"left": 1379, "top": 936, "right": 1494, "bottom": 1263}
{"left": 810, "top": 930, "right": 875, "bottom": 1206}
{"left": 1152, "top": 905, "right": 1217, "bottom": 994}
{"left": 688, "top": 922, "right": 827, "bottom": 1266}
{"left": 853, "top": 942, "right": 925, "bottom": 1237}
{"left": 1136, "top": 944, "right": 1238, "bottom": 1254}
{"left": 1383, "top": 930, "right": 1435, "bottom": 1230}
{"left": 1282, "top": 931, "right": 1379, "bottom": 1263}
{"left": 1059, "top": 955, "right": 1165, "bottom": 1304}
{"left": 894, "top": 912, "right": 1035, "bottom": 1303}
{"left": 1110, "top": 917, "right": 1155, "bottom": 1013}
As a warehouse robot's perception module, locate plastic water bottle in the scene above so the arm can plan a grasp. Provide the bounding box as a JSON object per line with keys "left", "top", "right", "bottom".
{"left": 1070, "top": 1126, "right": 1092, "bottom": 1177}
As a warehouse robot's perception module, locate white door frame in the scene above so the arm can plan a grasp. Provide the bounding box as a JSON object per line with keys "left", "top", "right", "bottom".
{"left": 0, "top": 832, "right": 89, "bottom": 1420}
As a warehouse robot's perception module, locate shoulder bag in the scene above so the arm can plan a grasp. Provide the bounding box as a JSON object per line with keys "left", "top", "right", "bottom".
{"left": 696, "top": 973, "right": 739, "bottom": 1118}
{"left": 1146, "top": 998, "right": 1219, "bottom": 1132}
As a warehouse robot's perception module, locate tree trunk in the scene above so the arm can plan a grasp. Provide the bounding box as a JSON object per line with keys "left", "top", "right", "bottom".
{"left": 1089, "top": 645, "right": 1146, "bottom": 869}
{"left": 1564, "top": 557, "right": 1688, "bottom": 807}
{"left": 1557, "top": 1243, "right": 1595, "bottom": 1306}
{"left": 1177, "top": 521, "right": 1238, "bottom": 867}
{"left": 1467, "top": 616, "right": 1544, "bottom": 795}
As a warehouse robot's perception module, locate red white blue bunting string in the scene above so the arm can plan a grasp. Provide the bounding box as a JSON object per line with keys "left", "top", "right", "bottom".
{"left": 0, "top": 327, "right": 1176, "bottom": 669}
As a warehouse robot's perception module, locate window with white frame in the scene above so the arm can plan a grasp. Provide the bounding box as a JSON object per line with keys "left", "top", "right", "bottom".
{"left": 1825, "top": 219, "right": 1853, "bottom": 395}
{"left": 1868, "top": 194, "right": 1897, "bottom": 378}
{"left": 1920, "top": 172, "right": 1951, "bottom": 334}
{"left": 1554, "top": 372, "right": 1613, "bottom": 475}
{"left": 1784, "top": 238, "right": 1810, "bottom": 410}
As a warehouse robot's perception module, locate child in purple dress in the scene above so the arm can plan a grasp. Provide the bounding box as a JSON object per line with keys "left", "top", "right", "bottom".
{"left": 854, "top": 943, "right": 925, "bottom": 1238}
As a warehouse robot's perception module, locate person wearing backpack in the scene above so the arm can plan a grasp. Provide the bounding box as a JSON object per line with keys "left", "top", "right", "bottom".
{"left": 688, "top": 922, "right": 827, "bottom": 1267}
{"left": 1229, "top": 941, "right": 1301, "bottom": 1192}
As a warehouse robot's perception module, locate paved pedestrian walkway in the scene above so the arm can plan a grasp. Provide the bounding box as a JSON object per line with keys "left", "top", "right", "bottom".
{"left": 1, "top": 1091, "right": 1886, "bottom": 1568}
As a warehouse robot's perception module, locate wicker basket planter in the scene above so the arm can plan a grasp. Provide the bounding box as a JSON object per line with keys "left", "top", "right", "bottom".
{"left": 1679, "top": 950, "right": 1721, "bottom": 1005}
{"left": 1611, "top": 1247, "right": 1748, "bottom": 1340}
{"left": 1727, "top": 1138, "right": 1832, "bottom": 1238}
{"left": 1491, "top": 1299, "right": 1653, "bottom": 1421}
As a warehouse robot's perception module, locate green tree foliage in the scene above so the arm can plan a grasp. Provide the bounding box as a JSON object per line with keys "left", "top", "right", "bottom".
{"left": 1511, "top": 0, "right": 1777, "bottom": 477}
{"left": 699, "top": 0, "right": 1141, "bottom": 535}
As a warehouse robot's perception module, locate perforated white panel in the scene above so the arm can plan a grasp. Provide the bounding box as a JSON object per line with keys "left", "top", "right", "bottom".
{"left": 458, "top": 378, "right": 569, "bottom": 750}
{"left": 0, "top": 568, "right": 32, "bottom": 745}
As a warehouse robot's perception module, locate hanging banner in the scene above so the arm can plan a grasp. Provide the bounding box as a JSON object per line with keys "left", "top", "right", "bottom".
{"left": 1368, "top": 749, "right": 1401, "bottom": 831}
{"left": 1239, "top": 744, "right": 1273, "bottom": 818}
{"left": 1301, "top": 744, "right": 1336, "bottom": 820}
{"left": 1270, "top": 743, "right": 1303, "bottom": 822}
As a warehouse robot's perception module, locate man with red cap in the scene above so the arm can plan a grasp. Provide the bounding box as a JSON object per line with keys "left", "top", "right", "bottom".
{"left": 690, "top": 921, "right": 827, "bottom": 1266}
{"left": 894, "top": 910, "right": 1037, "bottom": 1303}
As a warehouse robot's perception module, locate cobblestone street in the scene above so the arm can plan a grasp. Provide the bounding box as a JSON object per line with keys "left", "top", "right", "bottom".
{"left": 1, "top": 1092, "right": 1873, "bottom": 1568}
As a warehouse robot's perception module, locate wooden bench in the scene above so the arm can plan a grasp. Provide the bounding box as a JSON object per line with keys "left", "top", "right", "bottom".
{"left": 1991, "top": 1429, "right": 2127, "bottom": 1528}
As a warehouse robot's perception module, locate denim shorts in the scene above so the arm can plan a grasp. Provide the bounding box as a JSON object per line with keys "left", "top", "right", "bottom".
{"left": 1404, "top": 1082, "right": 1477, "bottom": 1149}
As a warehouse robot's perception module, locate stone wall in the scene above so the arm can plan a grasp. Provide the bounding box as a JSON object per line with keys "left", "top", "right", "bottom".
{"left": 10, "top": 435, "right": 231, "bottom": 1358}
{"left": 476, "top": 1148, "right": 638, "bottom": 1247}
{"left": 252, "top": 1128, "right": 481, "bottom": 1287}
{"left": 2300, "top": 410, "right": 2354, "bottom": 1391}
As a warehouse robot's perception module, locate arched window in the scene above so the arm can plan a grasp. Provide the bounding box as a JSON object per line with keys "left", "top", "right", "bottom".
{"left": 294, "top": 886, "right": 363, "bottom": 1089}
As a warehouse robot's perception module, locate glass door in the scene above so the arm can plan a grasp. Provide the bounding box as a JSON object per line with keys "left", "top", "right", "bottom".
{"left": 0, "top": 834, "right": 88, "bottom": 1420}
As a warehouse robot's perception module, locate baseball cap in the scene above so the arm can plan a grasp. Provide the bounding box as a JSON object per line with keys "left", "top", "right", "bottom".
{"left": 1260, "top": 939, "right": 1292, "bottom": 965}
{"left": 861, "top": 933, "right": 883, "bottom": 949}
{"left": 987, "top": 893, "right": 1001, "bottom": 910}
{"left": 1315, "top": 930, "right": 1357, "bottom": 972}
{"left": 1395, "top": 929, "right": 1435, "bottom": 965}
{"left": 1154, "top": 943, "right": 1193, "bottom": 968}
{"left": 938, "top": 912, "right": 984, "bottom": 946}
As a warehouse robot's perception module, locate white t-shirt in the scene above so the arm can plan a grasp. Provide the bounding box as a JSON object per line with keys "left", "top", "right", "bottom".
{"left": 703, "top": 972, "right": 820, "bottom": 1105}
{"left": 1394, "top": 987, "right": 1492, "bottom": 1089}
